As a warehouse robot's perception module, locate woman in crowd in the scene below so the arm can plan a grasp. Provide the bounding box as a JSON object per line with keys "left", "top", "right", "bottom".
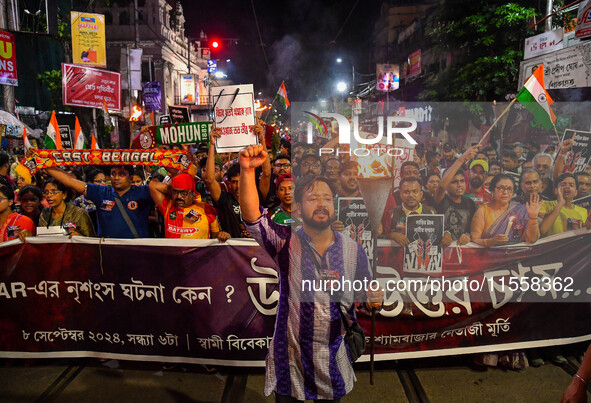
{"left": 39, "top": 179, "right": 95, "bottom": 237}
{"left": 0, "top": 184, "right": 34, "bottom": 242}
{"left": 424, "top": 172, "right": 440, "bottom": 201}
{"left": 470, "top": 173, "right": 541, "bottom": 369}
{"left": 17, "top": 185, "right": 43, "bottom": 227}
{"left": 471, "top": 174, "right": 541, "bottom": 247}
{"left": 131, "top": 168, "right": 146, "bottom": 186}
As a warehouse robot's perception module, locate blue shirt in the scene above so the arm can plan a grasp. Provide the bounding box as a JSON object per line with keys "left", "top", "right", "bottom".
{"left": 86, "top": 184, "right": 153, "bottom": 238}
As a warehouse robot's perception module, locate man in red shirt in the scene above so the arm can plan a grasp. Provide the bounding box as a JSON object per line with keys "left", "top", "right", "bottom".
{"left": 149, "top": 173, "right": 229, "bottom": 241}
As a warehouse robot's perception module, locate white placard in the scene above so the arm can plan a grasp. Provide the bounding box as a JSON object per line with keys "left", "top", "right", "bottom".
{"left": 211, "top": 84, "right": 257, "bottom": 153}
{"left": 518, "top": 41, "right": 591, "bottom": 90}
{"left": 523, "top": 29, "right": 564, "bottom": 60}
{"left": 37, "top": 226, "right": 68, "bottom": 236}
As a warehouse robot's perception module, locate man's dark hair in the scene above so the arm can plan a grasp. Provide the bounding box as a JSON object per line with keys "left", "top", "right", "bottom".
{"left": 132, "top": 167, "right": 145, "bottom": 181}
{"left": 110, "top": 166, "right": 133, "bottom": 176}
{"left": 294, "top": 176, "right": 336, "bottom": 204}
{"left": 19, "top": 185, "right": 43, "bottom": 201}
{"left": 280, "top": 140, "right": 291, "bottom": 152}
{"left": 554, "top": 173, "right": 578, "bottom": 190}
{"left": 423, "top": 172, "right": 440, "bottom": 187}
{"left": 87, "top": 169, "right": 105, "bottom": 183}
{"left": 483, "top": 146, "right": 495, "bottom": 154}
{"left": 489, "top": 160, "right": 501, "bottom": 169}
{"left": 339, "top": 160, "right": 359, "bottom": 176}
{"left": 575, "top": 172, "right": 591, "bottom": 180}
{"left": 272, "top": 154, "right": 291, "bottom": 164}
{"left": 399, "top": 176, "right": 422, "bottom": 189}
{"left": 0, "top": 152, "right": 9, "bottom": 168}
{"left": 504, "top": 150, "right": 518, "bottom": 162}
{"left": 490, "top": 174, "right": 515, "bottom": 191}
{"left": 425, "top": 150, "right": 438, "bottom": 163}
{"left": 400, "top": 161, "right": 420, "bottom": 172}
{"left": 227, "top": 163, "right": 240, "bottom": 179}
{"left": 0, "top": 183, "right": 13, "bottom": 201}
{"left": 66, "top": 169, "right": 84, "bottom": 181}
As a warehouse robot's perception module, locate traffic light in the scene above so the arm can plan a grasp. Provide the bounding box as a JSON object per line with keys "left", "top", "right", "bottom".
{"left": 210, "top": 40, "right": 220, "bottom": 50}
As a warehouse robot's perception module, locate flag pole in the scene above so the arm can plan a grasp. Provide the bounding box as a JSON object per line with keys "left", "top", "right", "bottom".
{"left": 551, "top": 122, "right": 562, "bottom": 146}
{"left": 263, "top": 96, "right": 278, "bottom": 124}
{"left": 477, "top": 98, "right": 517, "bottom": 147}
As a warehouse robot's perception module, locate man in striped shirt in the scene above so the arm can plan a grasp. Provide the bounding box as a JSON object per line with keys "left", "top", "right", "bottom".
{"left": 238, "top": 144, "right": 383, "bottom": 402}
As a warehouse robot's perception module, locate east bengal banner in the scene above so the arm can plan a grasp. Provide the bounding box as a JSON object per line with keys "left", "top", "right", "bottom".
{"left": 1, "top": 232, "right": 590, "bottom": 365}
{"left": 20, "top": 149, "right": 191, "bottom": 175}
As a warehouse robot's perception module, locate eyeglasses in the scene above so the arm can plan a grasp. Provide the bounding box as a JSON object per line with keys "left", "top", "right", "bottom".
{"left": 43, "top": 190, "right": 63, "bottom": 196}
{"left": 495, "top": 186, "right": 514, "bottom": 193}
{"left": 274, "top": 163, "right": 291, "bottom": 168}
{"left": 171, "top": 189, "right": 191, "bottom": 197}
{"left": 302, "top": 162, "right": 321, "bottom": 169}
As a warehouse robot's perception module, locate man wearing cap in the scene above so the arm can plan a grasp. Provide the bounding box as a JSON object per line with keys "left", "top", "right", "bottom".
{"left": 300, "top": 148, "right": 322, "bottom": 178}
{"left": 149, "top": 173, "right": 230, "bottom": 241}
{"left": 440, "top": 142, "right": 457, "bottom": 170}
{"left": 267, "top": 173, "right": 295, "bottom": 225}
{"left": 434, "top": 146, "right": 479, "bottom": 245}
{"left": 465, "top": 158, "right": 493, "bottom": 207}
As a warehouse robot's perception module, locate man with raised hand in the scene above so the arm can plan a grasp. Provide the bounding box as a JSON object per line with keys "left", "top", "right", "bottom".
{"left": 42, "top": 164, "right": 152, "bottom": 238}
{"left": 149, "top": 173, "right": 229, "bottom": 241}
{"left": 238, "top": 144, "right": 383, "bottom": 402}
{"left": 434, "top": 145, "right": 479, "bottom": 245}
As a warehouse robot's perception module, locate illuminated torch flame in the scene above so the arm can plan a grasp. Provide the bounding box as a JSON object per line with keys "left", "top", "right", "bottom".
{"left": 129, "top": 105, "right": 143, "bottom": 122}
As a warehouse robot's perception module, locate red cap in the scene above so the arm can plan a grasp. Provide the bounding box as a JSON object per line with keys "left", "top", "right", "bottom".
{"left": 275, "top": 173, "right": 294, "bottom": 187}
{"left": 171, "top": 173, "right": 195, "bottom": 191}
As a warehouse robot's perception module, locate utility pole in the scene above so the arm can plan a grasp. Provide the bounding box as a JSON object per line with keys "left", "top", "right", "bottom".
{"left": 545, "top": 0, "right": 554, "bottom": 32}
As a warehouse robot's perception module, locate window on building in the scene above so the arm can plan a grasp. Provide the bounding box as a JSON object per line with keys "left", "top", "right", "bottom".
{"left": 120, "top": 11, "right": 130, "bottom": 25}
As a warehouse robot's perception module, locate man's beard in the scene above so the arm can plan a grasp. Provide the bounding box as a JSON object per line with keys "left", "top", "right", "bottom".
{"left": 470, "top": 177, "right": 483, "bottom": 189}
{"left": 302, "top": 208, "right": 334, "bottom": 230}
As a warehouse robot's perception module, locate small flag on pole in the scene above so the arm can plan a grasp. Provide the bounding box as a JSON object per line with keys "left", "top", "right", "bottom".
{"left": 74, "top": 117, "right": 86, "bottom": 149}
{"left": 516, "top": 65, "right": 557, "bottom": 130}
{"left": 44, "top": 111, "right": 62, "bottom": 149}
{"left": 90, "top": 133, "right": 99, "bottom": 150}
{"left": 22, "top": 127, "right": 32, "bottom": 153}
{"left": 277, "top": 81, "right": 290, "bottom": 109}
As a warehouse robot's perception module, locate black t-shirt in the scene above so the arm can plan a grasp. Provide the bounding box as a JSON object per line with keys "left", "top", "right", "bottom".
{"left": 435, "top": 195, "right": 477, "bottom": 240}
{"left": 213, "top": 191, "right": 251, "bottom": 238}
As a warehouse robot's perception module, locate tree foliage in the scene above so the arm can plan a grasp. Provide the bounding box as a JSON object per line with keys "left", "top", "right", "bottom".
{"left": 419, "top": 1, "right": 539, "bottom": 101}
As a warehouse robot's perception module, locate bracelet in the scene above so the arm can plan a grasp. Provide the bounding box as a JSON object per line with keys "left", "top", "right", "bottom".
{"left": 574, "top": 374, "right": 587, "bottom": 386}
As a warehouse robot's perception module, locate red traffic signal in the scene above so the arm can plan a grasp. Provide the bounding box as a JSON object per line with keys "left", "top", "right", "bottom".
{"left": 210, "top": 40, "right": 220, "bottom": 50}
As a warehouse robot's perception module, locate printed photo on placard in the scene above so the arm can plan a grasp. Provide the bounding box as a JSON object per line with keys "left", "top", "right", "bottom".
{"left": 404, "top": 214, "right": 444, "bottom": 273}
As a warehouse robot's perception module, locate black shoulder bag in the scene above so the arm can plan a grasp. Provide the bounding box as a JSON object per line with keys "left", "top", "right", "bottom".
{"left": 113, "top": 196, "right": 140, "bottom": 239}
{"left": 306, "top": 243, "right": 366, "bottom": 362}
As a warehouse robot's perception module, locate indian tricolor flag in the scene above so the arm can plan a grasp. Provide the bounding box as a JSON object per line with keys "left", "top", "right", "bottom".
{"left": 22, "top": 127, "right": 32, "bottom": 153}
{"left": 74, "top": 117, "right": 86, "bottom": 149}
{"left": 277, "top": 81, "right": 290, "bottom": 109}
{"left": 90, "top": 133, "right": 100, "bottom": 150}
{"left": 516, "top": 65, "right": 557, "bottom": 130}
{"left": 44, "top": 111, "right": 62, "bottom": 149}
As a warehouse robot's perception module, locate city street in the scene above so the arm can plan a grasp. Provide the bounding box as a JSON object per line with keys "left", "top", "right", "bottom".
{"left": 0, "top": 354, "right": 585, "bottom": 402}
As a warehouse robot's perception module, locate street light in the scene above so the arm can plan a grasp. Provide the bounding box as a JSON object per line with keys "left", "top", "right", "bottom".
{"left": 336, "top": 81, "right": 347, "bottom": 93}
{"left": 336, "top": 57, "right": 342, "bottom": 63}
{"left": 214, "top": 71, "right": 227, "bottom": 79}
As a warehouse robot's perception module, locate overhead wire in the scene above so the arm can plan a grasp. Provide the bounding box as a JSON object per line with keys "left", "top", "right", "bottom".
{"left": 250, "top": 0, "right": 275, "bottom": 89}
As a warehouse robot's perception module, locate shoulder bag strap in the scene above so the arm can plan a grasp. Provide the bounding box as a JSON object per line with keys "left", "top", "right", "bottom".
{"left": 113, "top": 195, "right": 140, "bottom": 238}
{"left": 304, "top": 239, "right": 351, "bottom": 330}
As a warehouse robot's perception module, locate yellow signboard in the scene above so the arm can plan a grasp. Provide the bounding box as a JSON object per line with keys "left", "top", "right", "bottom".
{"left": 71, "top": 12, "right": 106, "bottom": 67}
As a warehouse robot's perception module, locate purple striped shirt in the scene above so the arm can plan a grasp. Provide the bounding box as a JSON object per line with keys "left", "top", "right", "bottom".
{"left": 244, "top": 214, "right": 371, "bottom": 400}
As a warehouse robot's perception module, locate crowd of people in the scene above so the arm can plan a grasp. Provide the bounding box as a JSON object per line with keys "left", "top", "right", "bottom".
{"left": 1, "top": 124, "right": 591, "bottom": 401}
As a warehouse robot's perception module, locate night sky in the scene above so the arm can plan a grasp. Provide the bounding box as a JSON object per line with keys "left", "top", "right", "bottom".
{"left": 179, "top": 0, "right": 383, "bottom": 101}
